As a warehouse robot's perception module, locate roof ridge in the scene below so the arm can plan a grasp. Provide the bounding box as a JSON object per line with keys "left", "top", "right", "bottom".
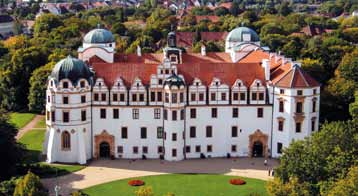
{"left": 274, "top": 65, "right": 293, "bottom": 86}
{"left": 289, "top": 66, "right": 297, "bottom": 88}
{"left": 297, "top": 66, "right": 309, "bottom": 87}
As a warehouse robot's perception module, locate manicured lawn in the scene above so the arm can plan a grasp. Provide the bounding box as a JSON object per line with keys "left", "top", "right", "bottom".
{"left": 10, "top": 112, "right": 36, "bottom": 129}
{"left": 83, "top": 174, "right": 267, "bottom": 196}
{"left": 34, "top": 116, "right": 46, "bottom": 128}
{"left": 19, "top": 128, "right": 85, "bottom": 178}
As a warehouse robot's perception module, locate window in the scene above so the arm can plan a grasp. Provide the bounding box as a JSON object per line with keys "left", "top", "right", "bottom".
{"left": 142, "top": 146, "right": 148, "bottom": 154}
{"left": 180, "top": 92, "right": 184, "bottom": 103}
{"left": 63, "top": 82, "right": 68, "bottom": 88}
{"left": 61, "top": 131, "right": 71, "bottom": 150}
{"left": 157, "top": 127, "right": 163, "bottom": 139}
{"left": 211, "top": 93, "right": 216, "bottom": 101}
{"left": 158, "top": 146, "right": 163, "bottom": 153}
{"left": 232, "top": 126, "right": 238, "bottom": 137}
{"left": 280, "top": 89, "right": 285, "bottom": 94}
{"left": 133, "top": 146, "right": 138, "bottom": 154}
{"left": 257, "top": 108, "right": 263, "bottom": 118}
{"left": 190, "top": 108, "right": 196, "bottom": 118}
{"left": 46, "top": 111, "right": 50, "bottom": 121}
{"left": 172, "top": 149, "right": 177, "bottom": 157}
{"left": 121, "top": 127, "right": 128, "bottom": 139}
{"left": 157, "top": 92, "right": 162, "bottom": 102}
{"left": 259, "top": 92, "right": 264, "bottom": 100}
{"left": 296, "top": 102, "right": 303, "bottom": 113}
{"left": 231, "top": 145, "right": 237, "bottom": 152}
{"left": 172, "top": 93, "right": 177, "bottom": 103}
{"left": 207, "top": 145, "right": 212, "bottom": 152}
{"left": 180, "top": 109, "right": 185, "bottom": 120}
{"left": 94, "top": 93, "right": 99, "bottom": 101}
{"left": 63, "top": 111, "right": 69, "bottom": 122}
{"left": 132, "top": 94, "right": 137, "bottom": 102}
{"left": 172, "top": 110, "right": 177, "bottom": 121}
{"left": 81, "top": 110, "right": 86, "bottom": 121}
{"left": 195, "top": 145, "right": 201, "bottom": 152}
{"left": 172, "top": 133, "right": 177, "bottom": 141}
{"left": 297, "top": 90, "right": 303, "bottom": 96}
{"left": 139, "top": 94, "right": 144, "bottom": 102}
{"left": 295, "top": 122, "right": 301, "bottom": 133}
{"left": 164, "top": 109, "right": 168, "bottom": 120}
{"left": 159, "top": 79, "right": 163, "bottom": 85}
{"left": 311, "top": 120, "right": 315, "bottom": 131}
{"left": 206, "top": 126, "right": 212, "bottom": 138}
{"left": 119, "top": 93, "right": 125, "bottom": 102}
{"left": 190, "top": 126, "right": 196, "bottom": 138}
{"left": 240, "top": 92, "right": 246, "bottom": 100}
{"left": 186, "top": 146, "right": 191, "bottom": 153}
{"left": 211, "top": 108, "right": 217, "bottom": 118}
{"left": 141, "top": 127, "right": 147, "bottom": 139}
{"left": 100, "top": 108, "right": 106, "bottom": 119}
{"left": 312, "top": 100, "right": 316, "bottom": 112}
{"left": 133, "top": 109, "right": 139, "bottom": 119}
{"left": 313, "top": 89, "right": 317, "bottom": 94}
{"left": 154, "top": 108, "right": 161, "bottom": 119}
{"left": 113, "top": 93, "right": 118, "bottom": 102}
{"left": 51, "top": 111, "right": 55, "bottom": 122}
{"left": 279, "top": 101, "right": 284, "bottom": 112}
{"left": 233, "top": 92, "right": 238, "bottom": 101}
{"left": 150, "top": 92, "right": 155, "bottom": 102}
{"left": 232, "top": 108, "right": 239, "bottom": 118}
{"left": 278, "top": 120, "right": 283, "bottom": 131}
{"left": 252, "top": 93, "right": 257, "bottom": 100}
{"left": 117, "top": 146, "right": 123, "bottom": 153}
{"left": 81, "top": 95, "right": 86, "bottom": 103}
{"left": 113, "top": 109, "right": 119, "bottom": 119}
{"left": 63, "top": 96, "right": 69, "bottom": 104}
{"left": 199, "top": 93, "right": 204, "bottom": 101}
{"left": 221, "top": 93, "right": 226, "bottom": 101}
{"left": 101, "top": 93, "right": 106, "bottom": 101}
{"left": 191, "top": 93, "right": 196, "bottom": 101}
{"left": 47, "top": 96, "right": 50, "bottom": 103}
{"left": 165, "top": 93, "right": 169, "bottom": 103}
{"left": 277, "top": 143, "right": 283, "bottom": 154}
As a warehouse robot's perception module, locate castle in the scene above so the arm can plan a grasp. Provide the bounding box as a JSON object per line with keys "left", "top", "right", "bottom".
{"left": 44, "top": 27, "right": 320, "bottom": 164}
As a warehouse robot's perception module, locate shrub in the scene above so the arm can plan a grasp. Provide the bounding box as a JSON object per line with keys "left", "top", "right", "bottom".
{"left": 13, "top": 171, "right": 48, "bottom": 196}
{"left": 71, "top": 190, "right": 88, "bottom": 196}
{"left": 128, "top": 179, "right": 145, "bottom": 186}
{"left": 0, "top": 177, "right": 18, "bottom": 196}
{"left": 135, "top": 186, "right": 154, "bottom": 196}
{"left": 229, "top": 178, "right": 246, "bottom": 185}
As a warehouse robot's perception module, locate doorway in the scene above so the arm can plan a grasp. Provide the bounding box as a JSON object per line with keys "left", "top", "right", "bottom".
{"left": 99, "top": 142, "right": 110, "bottom": 158}
{"left": 252, "top": 141, "right": 263, "bottom": 157}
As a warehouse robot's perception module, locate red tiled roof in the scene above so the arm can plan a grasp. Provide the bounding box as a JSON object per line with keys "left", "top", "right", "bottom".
{"left": 273, "top": 65, "right": 319, "bottom": 88}
{"left": 90, "top": 52, "right": 266, "bottom": 87}
{"left": 176, "top": 31, "right": 227, "bottom": 48}
{"left": 218, "top": 2, "right": 232, "bottom": 9}
{"left": 195, "top": 15, "right": 220, "bottom": 23}
{"left": 201, "top": 32, "right": 228, "bottom": 41}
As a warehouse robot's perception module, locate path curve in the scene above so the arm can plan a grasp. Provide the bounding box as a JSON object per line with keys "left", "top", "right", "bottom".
{"left": 42, "top": 158, "right": 278, "bottom": 196}
{"left": 16, "top": 115, "right": 44, "bottom": 140}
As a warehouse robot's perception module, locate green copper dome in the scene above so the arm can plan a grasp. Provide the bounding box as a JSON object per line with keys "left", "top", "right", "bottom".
{"left": 164, "top": 74, "right": 185, "bottom": 88}
{"left": 83, "top": 28, "right": 115, "bottom": 44}
{"left": 50, "top": 56, "right": 94, "bottom": 85}
{"left": 226, "top": 27, "right": 260, "bottom": 42}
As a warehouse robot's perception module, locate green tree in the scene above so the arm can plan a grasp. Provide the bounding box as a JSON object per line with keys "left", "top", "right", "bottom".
{"left": 267, "top": 177, "right": 311, "bottom": 196}
{"left": 111, "top": 22, "right": 127, "bottom": 36}
{"left": 214, "top": 7, "right": 228, "bottom": 16}
{"left": 13, "top": 171, "right": 47, "bottom": 196}
{"left": 0, "top": 112, "right": 24, "bottom": 181}
{"left": 261, "top": 34, "right": 287, "bottom": 52}
{"left": 301, "top": 58, "right": 326, "bottom": 83}
{"left": 325, "top": 166, "right": 358, "bottom": 196}
{"left": 277, "top": 2, "right": 292, "bottom": 16}
{"left": 33, "top": 13, "right": 63, "bottom": 37}
{"left": 349, "top": 91, "right": 358, "bottom": 119}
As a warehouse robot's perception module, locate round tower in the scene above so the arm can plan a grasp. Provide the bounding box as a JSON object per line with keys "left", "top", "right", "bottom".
{"left": 163, "top": 74, "right": 186, "bottom": 161}
{"left": 44, "top": 56, "right": 94, "bottom": 164}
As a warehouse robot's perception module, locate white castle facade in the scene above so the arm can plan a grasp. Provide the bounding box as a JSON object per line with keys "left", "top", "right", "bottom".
{"left": 43, "top": 27, "right": 320, "bottom": 164}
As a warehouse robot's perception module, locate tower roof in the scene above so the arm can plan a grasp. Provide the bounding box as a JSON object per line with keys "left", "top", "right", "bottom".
{"left": 274, "top": 64, "right": 319, "bottom": 88}
{"left": 226, "top": 27, "right": 260, "bottom": 42}
{"left": 83, "top": 28, "right": 115, "bottom": 44}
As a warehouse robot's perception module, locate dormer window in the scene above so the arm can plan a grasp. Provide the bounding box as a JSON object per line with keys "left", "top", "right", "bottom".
{"left": 196, "top": 82, "right": 199, "bottom": 86}
{"left": 80, "top": 81, "right": 85, "bottom": 88}
{"left": 109, "top": 43, "right": 112, "bottom": 47}
{"left": 117, "top": 83, "right": 120, "bottom": 87}
{"left": 63, "top": 82, "right": 68, "bottom": 88}
{"left": 238, "top": 83, "right": 241, "bottom": 87}
{"left": 165, "top": 69, "right": 169, "bottom": 74}
{"left": 50, "top": 81, "right": 53, "bottom": 86}
{"left": 215, "top": 82, "right": 219, "bottom": 86}
{"left": 159, "top": 79, "right": 163, "bottom": 85}
{"left": 170, "top": 56, "right": 177, "bottom": 63}
{"left": 98, "top": 82, "right": 102, "bottom": 87}
{"left": 256, "top": 82, "right": 260, "bottom": 87}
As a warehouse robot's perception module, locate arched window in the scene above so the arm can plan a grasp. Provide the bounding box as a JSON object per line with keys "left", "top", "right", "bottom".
{"left": 61, "top": 131, "right": 71, "bottom": 150}
{"left": 63, "top": 81, "right": 69, "bottom": 88}
{"left": 80, "top": 81, "right": 85, "bottom": 88}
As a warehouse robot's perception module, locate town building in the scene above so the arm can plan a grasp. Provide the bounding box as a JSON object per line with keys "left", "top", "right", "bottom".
{"left": 44, "top": 27, "right": 320, "bottom": 164}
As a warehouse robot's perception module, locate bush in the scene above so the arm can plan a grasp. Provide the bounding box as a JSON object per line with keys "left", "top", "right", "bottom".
{"left": 0, "top": 177, "right": 18, "bottom": 196}
{"left": 128, "top": 179, "right": 145, "bottom": 186}
{"left": 71, "top": 190, "right": 88, "bottom": 196}
{"left": 229, "top": 178, "right": 246, "bottom": 185}
{"left": 13, "top": 171, "right": 48, "bottom": 196}
{"left": 135, "top": 186, "right": 154, "bottom": 196}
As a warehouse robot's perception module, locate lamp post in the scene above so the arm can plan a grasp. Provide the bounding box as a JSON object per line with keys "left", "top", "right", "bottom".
{"left": 54, "top": 168, "right": 61, "bottom": 196}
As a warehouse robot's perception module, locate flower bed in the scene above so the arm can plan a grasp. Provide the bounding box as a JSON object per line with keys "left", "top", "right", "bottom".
{"left": 229, "top": 178, "right": 246, "bottom": 185}
{"left": 128, "top": 179, "right": 145, "bottom": 186}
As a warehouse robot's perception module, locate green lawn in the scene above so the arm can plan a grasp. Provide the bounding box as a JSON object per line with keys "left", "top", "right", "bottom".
{"left": 10, "top": 112, "right": 36, "bottom": 129}
{"left": 18, "top": 128, "right": 85, "bottom": 178}
{"left": 83, "top": 174, "right": 267, "bottom": 196}
{"left": 34, "top": 116, "right": 46, "bottom": 128}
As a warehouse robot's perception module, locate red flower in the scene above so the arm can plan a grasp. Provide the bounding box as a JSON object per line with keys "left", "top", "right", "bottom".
{"left": 229, "top": 178, "right": 246, "bottom": 185}
{"left": 128, "top": 179, "right": 145, "bottom": 186}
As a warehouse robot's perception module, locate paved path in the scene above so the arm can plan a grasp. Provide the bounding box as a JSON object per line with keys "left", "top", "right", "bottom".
{"left": 16, "top": 115, "right": 44, "bottom": 140}
{"left": 42, "top": 158, "right": 279, "bottom": 196}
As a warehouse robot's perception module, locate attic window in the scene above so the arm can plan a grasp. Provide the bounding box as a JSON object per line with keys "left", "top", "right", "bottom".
{"left": 256, "top": 82, "right": 260, "bottom": 87}
{"left": 109, "top": 43, "right": 112, "bottom": 47}
{"left": 238, "top": 82, "right": 241, "bottom": 87}
{"left": 80, "top": 81, "right": 85, "bottom": 88}
{"left": 196, "top": 82, "right": 199, "bottom": 86}
{"left": 98, "top": 82, "right": 102, "bottom": 87}
{"left": 50, "top": 81, "right": 53, "bottom": 86}
{"left": 136, "top": 83, "right": 139, "bottom": 87}
{"left": 117, "top": 82, "right": 120, "bottom": 87}
{"left": 63, "top": 82, "right": 68, "bottom": 88}
{"left": 215, "top": 82, "right": 219, "bottom": 86}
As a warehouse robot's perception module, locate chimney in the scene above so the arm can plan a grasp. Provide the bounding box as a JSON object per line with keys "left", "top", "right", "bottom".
{"left": 137, "top": 45, "right": 142, "bottom": 57}
{"left": 201, "top": 44, "right": 206, "bottom": 56}
{"left": 262, "top": 59, "right": 270, "bottom": 81}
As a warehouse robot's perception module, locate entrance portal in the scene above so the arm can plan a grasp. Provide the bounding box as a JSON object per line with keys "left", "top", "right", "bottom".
{"left": 99, "top": 142, "right": 110, "bottom": 158}
{"left": 252, "top": 141, "right": 263, "bottom": 157}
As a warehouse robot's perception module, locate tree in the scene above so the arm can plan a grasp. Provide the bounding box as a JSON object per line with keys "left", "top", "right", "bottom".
{"left": 13, "top": 171, "right": 47, "bottom": 196}
{"left": 301, "top": 58, "right": 326, "bottom": 83}
{"left": 111, "top": 22, "right": 127, "bottom": 36}
{"left": 230, "top": 2, "right": 240, "bottom": 16}
{"left": 277, "top": 2, "right": 292, "bottom": 16}
{"left": 349, "top": 91, "right": 358, "bottom": 119}
{"left": 261, "top": 34, "right": 287, "bottom": 52}
{"left": 267, "top": 177, "right": 311, "bottom": 196}
{"left": 214, "top": 7, "right": 229, "bottom": 16}
{"left": 337, "top": 49, "right": 358, "bottom": 84}
{"left": 0, "top": 112, "right": 24, "bottom": 181}
{"left": 325, "top": 166, "right": 358, "bottom": 196}
{"left": 33, "top": 14, "right": 63, "bottom": 37}
{"left": 135, "top": 186, "right": 154, "bottom": 196}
